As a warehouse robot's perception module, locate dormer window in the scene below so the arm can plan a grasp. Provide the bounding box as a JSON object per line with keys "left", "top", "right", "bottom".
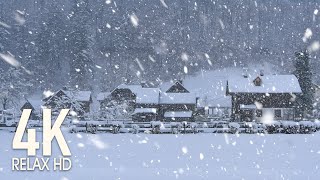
{"left": 253, "top": 76, "right": 262, "bottom": 86}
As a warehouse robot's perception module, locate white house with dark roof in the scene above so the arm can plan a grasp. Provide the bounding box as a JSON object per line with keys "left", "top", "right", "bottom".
{"left": 158, "top": 81, "right": 197, "bottom": 121}
{"left": 226, "top": 74, "right": 302, "bottom": 121}
{"left": 98, "top": 81, "right": 197, "bottom": 121}
{"left": 132, "top": 88, "right": 160, "bottom": 122}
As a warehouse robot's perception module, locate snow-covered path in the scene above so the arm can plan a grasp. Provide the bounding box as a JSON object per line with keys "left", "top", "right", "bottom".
{"left": 1, "top": 131, "right": 320, "bottom": 180}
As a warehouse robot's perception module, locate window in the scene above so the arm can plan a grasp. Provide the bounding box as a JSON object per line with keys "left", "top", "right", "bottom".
{"left": 253, "top": 76, "right": 262, "bottom": 86}
{"left": 274, "top": 109, "right": 282, "bottom": 118}
{"left": 256, "top": 109, "right": 262, "bottom": 117}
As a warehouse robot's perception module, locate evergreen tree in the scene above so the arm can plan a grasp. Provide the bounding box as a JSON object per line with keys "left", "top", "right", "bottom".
{"left": 294, "top": 50, "right": 313, "bottom": 118}
{"left": 35, "top": 3, "right": 68, "bottom": 88}
{"left": 67, "top": 0, "right": 94, "bottom": 90}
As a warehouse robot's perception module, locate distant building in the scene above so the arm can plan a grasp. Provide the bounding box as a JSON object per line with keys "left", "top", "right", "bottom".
{"left": 133, "top": 88, "right": 160, "bottom": 122}
{"left": 98, "top": 81, "right": 198, "bottom": 122}
{"left": 196, "top": 96, "right": 232, "bottom": 120}
{"left": 226, "top": 74, "right": 302, "bottom": 121}
{"left": 20, "top": 99, "right": 43, "bottom": 120}
{"left": 159, "top": 81, "right": 197, "bottom": 121}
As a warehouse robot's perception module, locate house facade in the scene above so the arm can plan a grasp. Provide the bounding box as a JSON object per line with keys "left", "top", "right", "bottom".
{"left": 132, "top": 88, "right": 160, "bottom": 122}
{"left": 159, "top": 81, "right": 197, "bottom": 122}
{"left": 98, "top": 81, "right": 197, "bottom": 122}
{"left": 226, "top": 74, "right": 302, "bottom": 122}
{"left": 20, "top": 99, "right": 43, "bottom": 120}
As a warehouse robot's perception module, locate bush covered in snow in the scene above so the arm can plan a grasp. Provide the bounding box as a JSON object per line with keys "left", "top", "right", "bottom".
{"left": 202, "top": 122, "right": 208, "bottom": 128}
{"left": 229, "top": 122, "right": 240, "bottom": 134}
{"left": 299, "top": 121, "right": 315, "bottom": 134}
{"left": 170, "top": 122, "right": 181, "bottom": 134}
{"left": 131, "top": 124, "right": 140, "bottom": 134}
{"left": 150, "top": 121, "right": 162, "bottom": 134}
{"left": 281, "top": 121, "right": 300, "bottom": 134}
{"left": 190, "top": 122, "right": 198, "bottom": 133}
{"left": 264, "top": 121, "right": 281, "bottom": 134}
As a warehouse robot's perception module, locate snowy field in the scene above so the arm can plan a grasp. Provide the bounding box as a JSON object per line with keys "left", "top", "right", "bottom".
{"left": 1, "top": 131, "right": 320, "bottom": 180}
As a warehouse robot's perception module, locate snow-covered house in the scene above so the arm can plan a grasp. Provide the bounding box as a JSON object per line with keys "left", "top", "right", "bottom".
{"left": 132, "top": 88, "right": 160, "bottom": 122}
{"left": 20, "top": 99, "right": 43, "bottom": 120}
{"left": 226, "top": 74, "right": 302, "bottom": 122}
{"left": 176, "top": 70, "right": 234, "bottom": 120}
{"left": 43, "top": 89, "right": 92, "bottom": 116}
{"left": 159, "top": 81, "right": 197, "bottom": 121}
{"left": 196, "top": 96, "right": 232, "bottom": 119}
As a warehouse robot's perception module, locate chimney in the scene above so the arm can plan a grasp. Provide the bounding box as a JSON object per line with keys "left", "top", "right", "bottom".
{"left": 242, "top": 67, "right": 248, "bottom": 78}
{"left": 260, "top": 70, "right": 264, "bottom": 76}
{"left": 62, "top": 86, "right": 68, "bottom": 91}
{"left": 141, "top": 80, "right": 147, "bottom": 88}
{"left": 178, "top": 80, "right": 183, "bottom": 84}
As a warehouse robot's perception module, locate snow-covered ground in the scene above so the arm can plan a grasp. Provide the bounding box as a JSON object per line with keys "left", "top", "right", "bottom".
{"left": 1, "top": 131, "right": 320, "bottom": 180}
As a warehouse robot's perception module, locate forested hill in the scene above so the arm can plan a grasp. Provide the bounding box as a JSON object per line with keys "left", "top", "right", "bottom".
{"left": 1, "top": 0, "right": 320, "bottom": 93}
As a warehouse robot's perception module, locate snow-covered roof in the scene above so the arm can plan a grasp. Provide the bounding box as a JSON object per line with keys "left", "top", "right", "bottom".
{"left": 240, "top": 104, "right": 257, "bottom": 109}
{"left": 160, "top": 92, "right": 196, "bottom": 104}
{"left": 115, "top": 84, "right": 142, "bottom": 95}
{"left": 136, "top": 88, "right": 160, "bottom": 104}
{"left": 161, "top": 71, "right": 231, "bottom": 108}
{"left": 133, "top": 108, "right": 157, "bottom": 114}
{"left": 164, "top": 111, "right": 193, "bottom": 118}
{"left": 97, "top": 92, "right": 111, "bottom": 101}
{"left": 64, "top": 90, "right": 92, "bottom": 102}
{"left": 159, "top": 81, "right": 176, "bottom": 92}
{"left": 27, "top": 99, "right": 43, "bottom": 113}
{"left": 228, "top": 75, "right": 302, "bottom": 93}
{"left": 159, "top": 81, "right": 187, "bottom": 92}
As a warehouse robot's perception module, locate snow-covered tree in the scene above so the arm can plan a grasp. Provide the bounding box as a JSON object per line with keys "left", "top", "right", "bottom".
{"left": 67, "top": 0, "right": 94, "bottom": 90}
{"left": 0, "top": 67, "right": 33, "bottom": 110}
{"left": 294, "top": 50, "right": 313, "bottom": 118}
{"left": 100, "top": 99, "right": 133, "bottom": 120}
{"left": 45, "top": 93, "right": 84, "bottom": 116}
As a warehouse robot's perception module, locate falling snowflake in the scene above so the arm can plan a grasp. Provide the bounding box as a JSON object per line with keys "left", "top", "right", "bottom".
{"left": 0, "top": 53, "right": 21, "bottom": 67}
{"left": 308, "top": 41, "right": 320, "bottom": 52}
{"left": 14, "top": 11, "right": 26, "bottom": 25}
{"left": 184, "top": 66, "right": 188, "bottom": 74}
{"left": 130, "top": 14, "right": 139, "bottom": 27}
{"left": 302, "top": 28, "right": 312, "bottom": 42}
{"left": 0, "top": 21, "right": 11, "bottom": 28}
{"left": 181, "top": 53, "right": 188, "bottom": 61}
{"left": 160, "top": 0, "right": 168, "bottom": 8}
{"left": 43, "top": 90, "right": 54, "bottom": 98}
{"left": 77, "top": 143, "right": 85, "bottom": 148}
{"left": 200, "top": 153, "right": 204, "bottom": 160}
{"left": 182, "top": 147, "right": 188, "bottom": 154}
